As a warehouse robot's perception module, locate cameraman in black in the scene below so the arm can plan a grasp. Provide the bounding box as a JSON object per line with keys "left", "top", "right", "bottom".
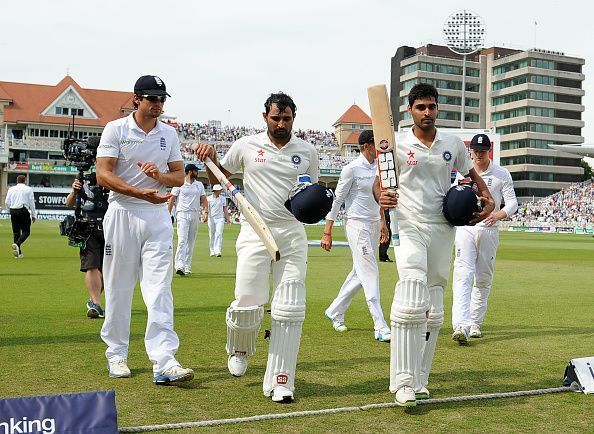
{"left": 66, "top": 171, "right": 109, "bottom": 319}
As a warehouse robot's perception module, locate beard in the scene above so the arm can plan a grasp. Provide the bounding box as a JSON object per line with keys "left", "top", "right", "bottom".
{"left": 269, "top": 127, "right": 290, "bottom": 140}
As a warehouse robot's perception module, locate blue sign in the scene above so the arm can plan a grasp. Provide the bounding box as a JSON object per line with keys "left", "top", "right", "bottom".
{"left": 0, "top": 390, "right": 118, "bottom": 434}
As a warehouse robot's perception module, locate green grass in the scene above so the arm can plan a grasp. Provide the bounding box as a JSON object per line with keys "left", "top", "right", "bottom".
{"left": 1, "top": 220, "right": 593, "bottom": 432}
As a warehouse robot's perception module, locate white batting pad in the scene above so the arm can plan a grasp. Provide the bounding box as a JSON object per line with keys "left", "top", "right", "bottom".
{"left": 389, "top": 278, "right": 430, "bottom": 392}
{"left": 419, "top": 286, "right": 445, "bottom": 390}
{"left": 226, "top": 304, "right": 264, "bottom": 357}
{"left": 263, "top": 280, "right": 306, "bottom": 396}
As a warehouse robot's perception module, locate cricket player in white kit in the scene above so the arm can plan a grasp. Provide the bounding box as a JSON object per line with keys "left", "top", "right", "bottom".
{"left": 321, "top": 129, "right": 391, "bottom": 342}
{"left": 378, "top": 84, "right": 494, "bottom": 407}
{"left": 451, "top": 134, "right": 518, "bottom": 342}
{"left": 194, "top": 92, "right": 319, "bottom": 403}
{"left": 96, "top": 75, "right": 193, "bottom": 384}
{"left": 167, "top": 163, "right": 207, "bottom": 275}
{"left": 207, "top": 184, "right": 230, "bottom": 257}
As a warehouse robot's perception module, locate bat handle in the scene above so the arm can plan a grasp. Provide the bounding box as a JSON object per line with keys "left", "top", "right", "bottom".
{"left": 389, "top": 208, "right": 400, "bottom": 247}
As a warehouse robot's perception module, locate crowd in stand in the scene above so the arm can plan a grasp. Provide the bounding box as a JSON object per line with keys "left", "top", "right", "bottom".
{"left": 509, "top": 180, "right": 594, "bottom": 228}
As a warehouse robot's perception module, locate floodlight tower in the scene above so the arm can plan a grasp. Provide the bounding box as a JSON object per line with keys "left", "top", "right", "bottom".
{"left": 443, "top": 10, "right": 486, "bottom": 128}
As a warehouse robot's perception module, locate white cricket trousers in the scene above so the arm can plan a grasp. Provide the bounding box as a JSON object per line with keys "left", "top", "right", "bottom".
{"left": 451, "top": 225, "right": 500, "bottom": 333}
{"left": 326, "top": 219, "right": 389, "bottom": 332}
{"left": 208, "top": 217, "right": 225, "bottom": 255}
{"left": 100, "top": 204, "right": 180, "bottom": 375}
{"left": 175, "top": 210, "right": 199, "bottom": 272}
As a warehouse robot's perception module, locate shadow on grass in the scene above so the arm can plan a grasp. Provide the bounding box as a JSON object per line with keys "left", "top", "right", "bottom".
{"left": 0, "top": 273, "right": 47, "bottom": 277}
{"left": 0, "top": 332, "right": 142, "bottom": 347}
{"left": 130, "top": 306, "right": 228, "bottom": 315}
{"left": 174, "top": 272, "right": 236, "bottom": 279}
{"left": 464, "top": 324, "right": 594, "bottom": 345}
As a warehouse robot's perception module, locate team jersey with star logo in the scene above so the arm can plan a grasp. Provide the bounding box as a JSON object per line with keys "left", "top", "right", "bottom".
{"left": 395, "top": 128, "right": 473, "bottom": 223}
{"left": 221, "top": 131, "right": 319, "bottom": 224}
{"left": 97, "top": 113, "right": 183, "bottom": 209}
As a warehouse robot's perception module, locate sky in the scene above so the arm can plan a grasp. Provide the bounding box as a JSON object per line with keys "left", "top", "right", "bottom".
{"left": 2, "top": 0, "right": 592, "bottom": 142}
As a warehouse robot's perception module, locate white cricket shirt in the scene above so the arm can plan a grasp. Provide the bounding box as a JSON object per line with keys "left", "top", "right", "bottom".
{"left": 5, "top": 183, "right": 36, "bottom": 217}
{"left": 221, "top": 131, "right": 319, "bottom": 224}
{"left": 97, "top": 113, "right": 183, "bottom": 209}
{"left": 475, "top": 161, "right": 518, "bottom": 227}
{"left": 395, "top": 128, "right": 474, "bottom": 223}
{"left": 327, "top": 154, "right": 380, "bottom": 222}
{"left": 171, "top": 180, "right": 206, "bottom": 212}
{"left": 208, "top": 194, "right": 226, "bottom": 220}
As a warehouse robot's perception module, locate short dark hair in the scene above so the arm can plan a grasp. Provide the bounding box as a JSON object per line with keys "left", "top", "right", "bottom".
{"left": 408, "top": 83, "right": 439, "bottom": 106}
{"left": 264, "top": 92, "right": 297, "bottom": 116}
{"left": 16, "top": 175, "right": 26, "bottom": 183}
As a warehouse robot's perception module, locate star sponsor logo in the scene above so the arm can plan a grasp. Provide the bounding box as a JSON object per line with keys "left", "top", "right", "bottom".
{"left": 254, "top": 149, "right": 266, "bottom": 163}
{"left": 407, "top": 150, "right": 418, "bottom": 166}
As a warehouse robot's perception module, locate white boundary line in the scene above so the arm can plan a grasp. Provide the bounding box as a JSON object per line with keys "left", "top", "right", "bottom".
{"left": 119, "top": 386, "right": 576, "bottom": 432}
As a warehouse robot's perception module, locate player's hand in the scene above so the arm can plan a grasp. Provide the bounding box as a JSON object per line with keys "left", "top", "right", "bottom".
{"left": 137, "top": 189, "right": 173, "bottom": 204}
{"left": 482, "top": 212, "right": 500, "bottom": 227}
{"left": 137, "top": 161, "right": 161, "bottom": 181}
{"left": 380, "top": 225, "right": 389, "bottom": 243}
{"left": 192, "top": 143, "right": 217, "bottom": 163}
{"left": 202, "top": 212, "right": 208, "bottom": 223}
{"left": 72, "top": 179, "right": 82, "bottom": 191}
{"left": 379, "top": 190, "right": 398, "bottom": 208}
{"left": 469, "top": 195, "right": 495, "bottom": 225}
{"left": 320, "top": 233, "right": 332, "bottom": 251}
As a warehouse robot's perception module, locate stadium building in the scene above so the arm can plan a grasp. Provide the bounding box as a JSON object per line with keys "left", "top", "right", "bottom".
{"left": 391, "top": 44, "right": 586, "bottom": 202}
{"left": 0, "top": 76, "right": 134, "bottom": 210}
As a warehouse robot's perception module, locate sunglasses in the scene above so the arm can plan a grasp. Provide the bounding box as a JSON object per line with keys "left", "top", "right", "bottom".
{"left": 139, "top": 95, "right": 166, "bottom": 103}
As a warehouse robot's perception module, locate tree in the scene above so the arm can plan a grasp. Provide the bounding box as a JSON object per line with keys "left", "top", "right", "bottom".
{"left": 581, "top": 159, "right": 593, "bottom": 181}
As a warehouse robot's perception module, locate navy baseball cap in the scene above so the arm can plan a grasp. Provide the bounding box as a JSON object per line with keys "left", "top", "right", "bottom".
{"left": 285, "top": 184, "right": 334, "bottom": 224}
{"left": 443, "top": 184, "right": 481, "bottom": 226}
{"left": 358, "top": 130, "right": 374, "bottom": 145}
{"left": 469, "top": 134, "right": 491, "bottom": 151}
{"left": 185, "top": 163, "right": 198, "bottom": 173}
{"left": 134, "top": 75, "right": 171, "bottom": 97}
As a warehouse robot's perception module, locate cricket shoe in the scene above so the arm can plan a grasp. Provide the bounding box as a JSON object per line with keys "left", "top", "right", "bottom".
{"left": 176, "top": 269, "right": 186, "bottom": 276}
{"left": 86, "top": 299, "right": 105, "bottom": 318}
{"left": 11, "top": 243, "right": 20, "bottom": 258}
{"left": 108, "top": 359, "right": 131, "bottom": 378}
{"left": 184, "top": 269, "right": 192, "bottom": 275}
{"left": 394, "top": 386, "right": 416, "bottom": 407}
{"left": 154, "top": 365, "right": 194, "bottom": 385}
{"left": 271, "top": 385, "right": 294, "bottom": 403}
{"left": 452, "top": 326, "right": 468, "bottom": 345}
{"left": 415, "top": 386, "right": 431, "bottom": 400}
{"left": 228, "top": 354, "right": 248, "bottom": 377}
{"left": 375, "top": 328, "right": 391, "bottom": 342}
{"left": 469, "top": 325, "right": 482, "bottom": 338}
{"left": 325, "top": 312, "right": 347, "bottom": 333}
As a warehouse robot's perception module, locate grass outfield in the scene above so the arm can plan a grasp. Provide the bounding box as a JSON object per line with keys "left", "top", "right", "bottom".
{"left": 1, "top": 220, "right": 593, "bottom": 432}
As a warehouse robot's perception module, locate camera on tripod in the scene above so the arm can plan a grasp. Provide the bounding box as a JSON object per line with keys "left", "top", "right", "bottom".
{"left": 60, "top": 124, "right": 109, "bottom": 247}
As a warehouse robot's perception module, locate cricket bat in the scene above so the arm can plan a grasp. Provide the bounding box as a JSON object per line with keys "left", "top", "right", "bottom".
{"left": 367, "top": 84, "right": 400, "bottom": 247}
{"left": 201, "top": 155, "right": 281, "bottom": 262}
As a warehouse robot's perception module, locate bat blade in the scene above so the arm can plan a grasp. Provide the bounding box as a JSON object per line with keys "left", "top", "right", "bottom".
{"left": 202, "top": 156, "right": 281, "bottom": 261}
{"left": 367, "top": 84, "right": 400, "bottom": 246}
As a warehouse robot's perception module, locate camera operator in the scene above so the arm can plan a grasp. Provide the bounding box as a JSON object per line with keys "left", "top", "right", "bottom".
{"left": 66, "top": 173, "right": 108, "bottom": 319}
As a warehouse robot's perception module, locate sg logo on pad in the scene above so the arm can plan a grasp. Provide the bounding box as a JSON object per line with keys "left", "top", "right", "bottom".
{"left": 276, "top": 374, "right": 288, "bottom": 384}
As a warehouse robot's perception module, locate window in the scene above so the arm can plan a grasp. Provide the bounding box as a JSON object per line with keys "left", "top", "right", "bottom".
{"left": 530, "top": 75, "right": 556, "bottom": 85}
{"left": 55, "top": 107, "right": 62, "bottom": 115}
{"left": 403, "top": 64, "right": 418, "bottom": 75}
{"left": 492, "top": 59, "right": 529, "bottom": 75}
{"left": 531, "top": 59, "right": 555, "bottom": 69}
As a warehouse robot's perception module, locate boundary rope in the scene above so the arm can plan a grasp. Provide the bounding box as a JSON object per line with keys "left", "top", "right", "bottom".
{"left": 119, "top": 385, "right": 577, "bottom": 432}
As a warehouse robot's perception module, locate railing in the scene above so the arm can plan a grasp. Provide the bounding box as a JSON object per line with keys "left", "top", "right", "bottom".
{"left": 7, "top": 137, "right": 64, "bottom": 151}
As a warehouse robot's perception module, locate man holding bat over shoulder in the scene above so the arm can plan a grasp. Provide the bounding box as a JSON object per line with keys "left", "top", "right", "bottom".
{"left": 376, "top": 83, "right": 494, "bottom": 407}
{"left": 194, "top": 92, "right": 327, "bottom": 403}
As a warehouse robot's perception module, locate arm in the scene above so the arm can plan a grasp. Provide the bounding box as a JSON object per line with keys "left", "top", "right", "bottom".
{"left": 379, "top": 207, "right": 389, "bottom": 243}
{"left": 167, "top": 195, "right": 176, "bottom": 214}
{"left": 65, "top": 178, "right": 82, "bottom": 208}
{"left": 467, "top": 168, "right": 495, "bottom": 224}
{"left": 5, "top": 189, "right": 12, "bottom": 209}
{"left": 96, "top": 157, "right": 173, "bottom": 204}
{"left": 321, "top": 166, "right": 353, "bottom": 251}
{"left": 28, "top": 188, "right": 37, "bottom": 221}
{"left": 223, "top": 204, "right": 230, "bottom": 223}
{"left": 483, "top": 171, "right": 518, "bottom": 227}
{"left": 200, "top": 194, "right": 208, "bottom": 222}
